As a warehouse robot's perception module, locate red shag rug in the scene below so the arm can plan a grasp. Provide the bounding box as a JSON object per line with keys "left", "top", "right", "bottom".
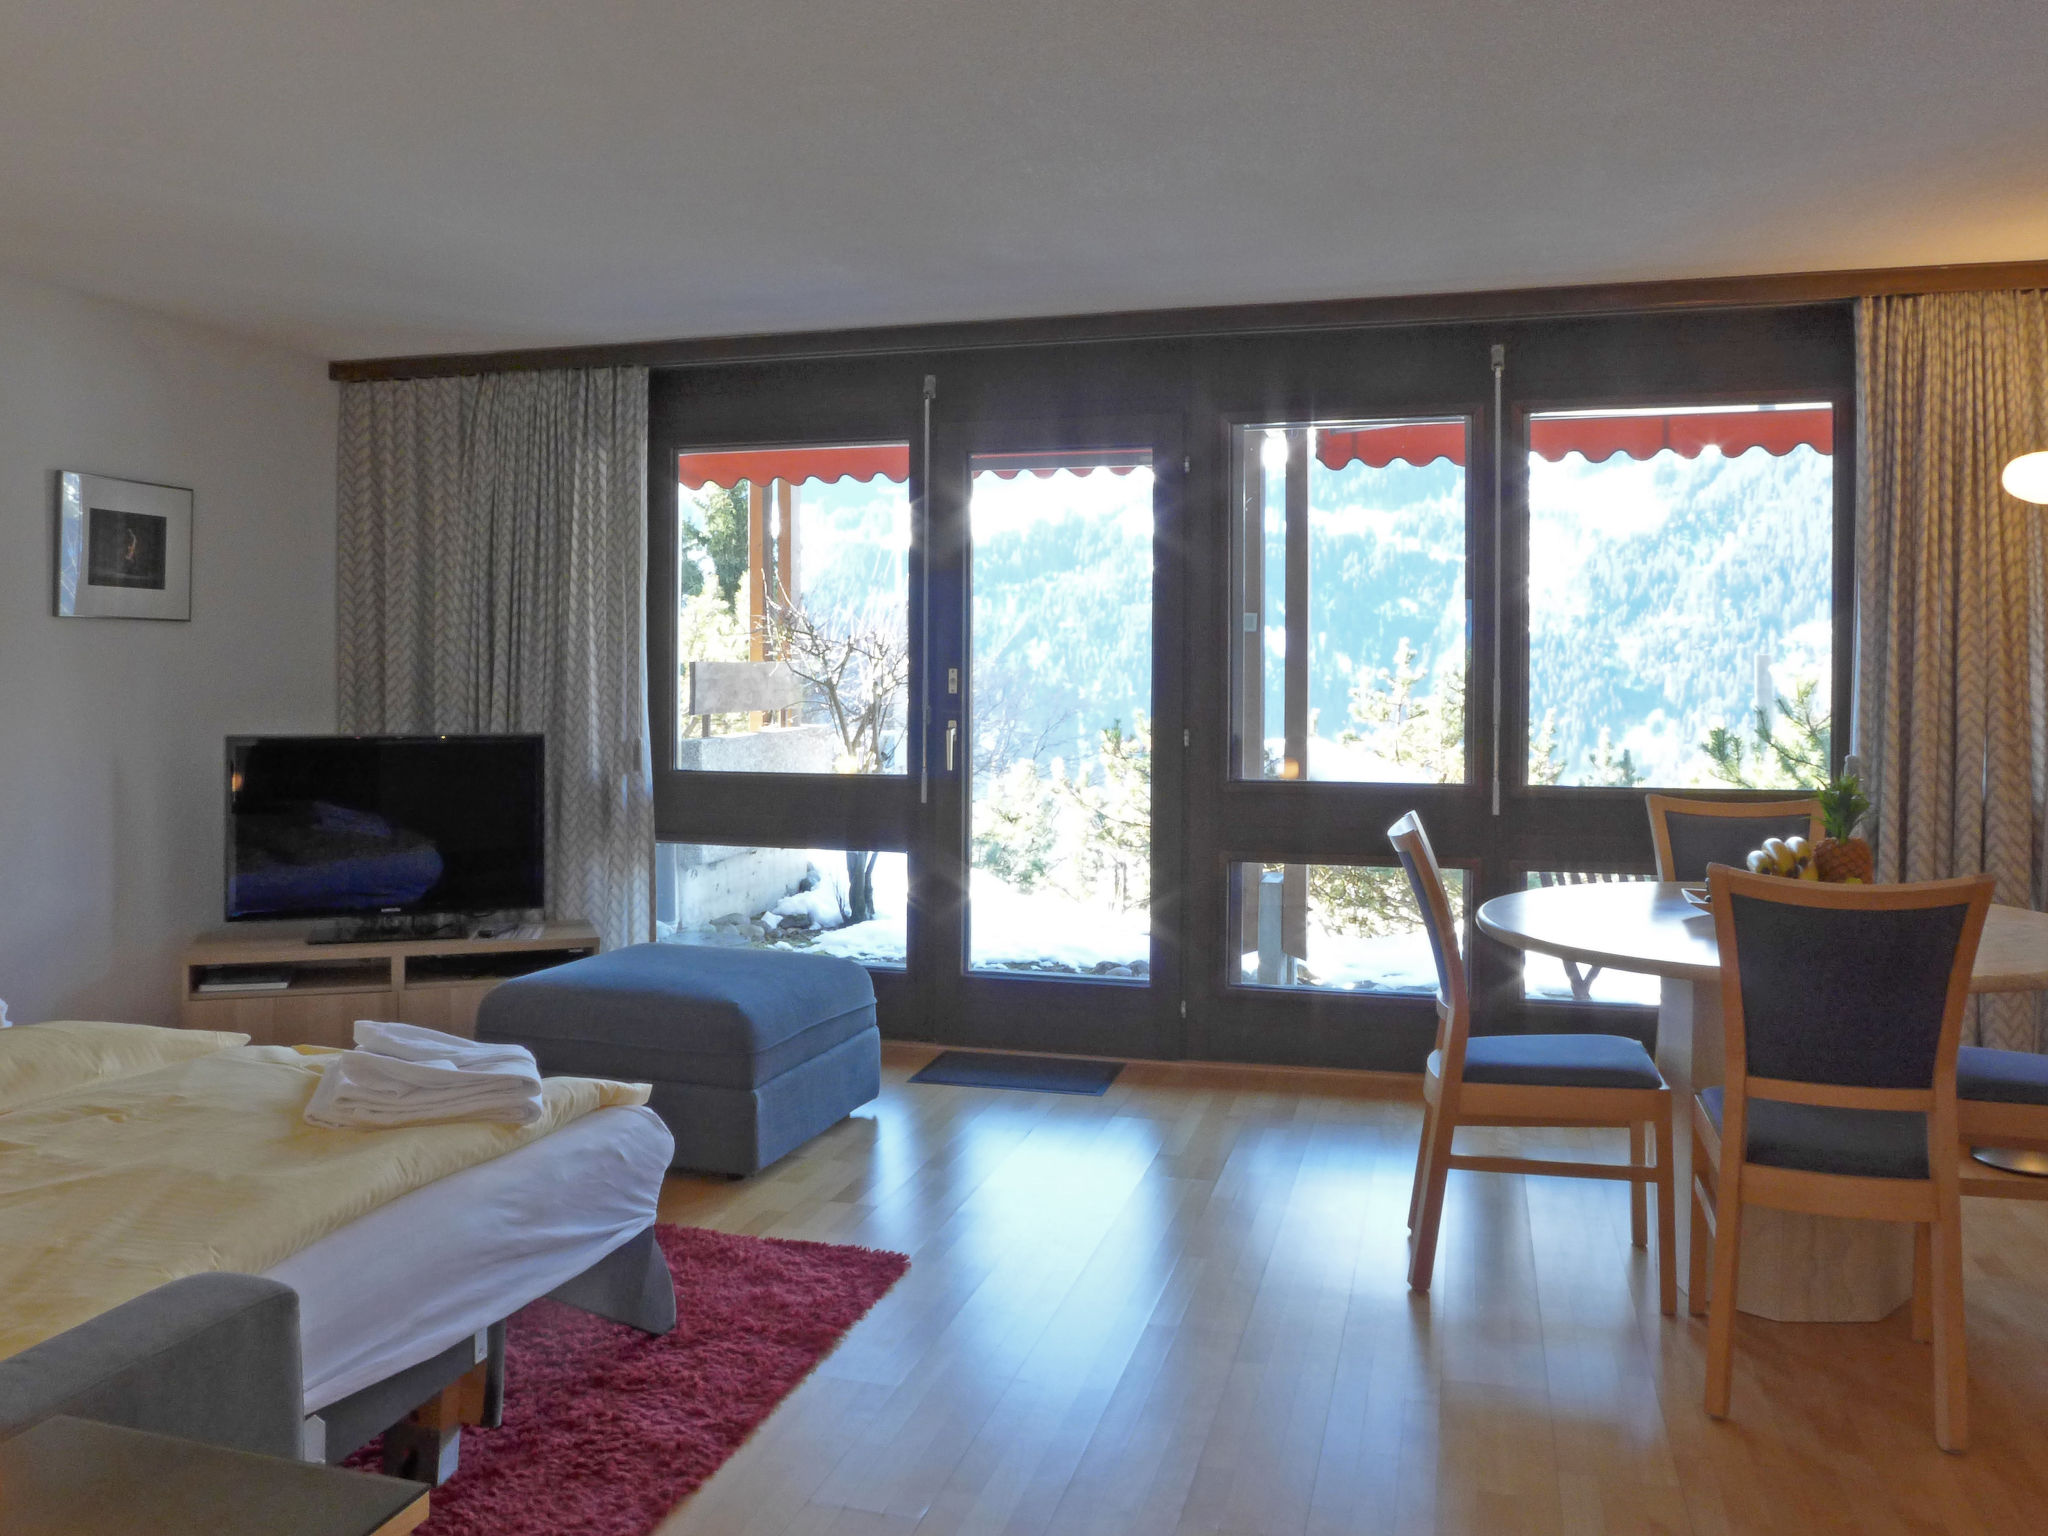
{"left": 349, "top": 1225, "right": 908, "bottom": 1536}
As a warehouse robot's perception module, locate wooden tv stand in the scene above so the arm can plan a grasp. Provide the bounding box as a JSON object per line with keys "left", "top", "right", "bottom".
{"left": 180, "top": 921, "right": 599, "bottom": 1047}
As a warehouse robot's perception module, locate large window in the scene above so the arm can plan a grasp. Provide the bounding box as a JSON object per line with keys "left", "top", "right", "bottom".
{"left": 673, "top": 445, "right": 911, "bottom": 775}
{"left": 1526, "top": 405, "right": 1834, "bottom": 789}
{"left": 1229, "top": 419, "right": 1468, "bottom": 783}
{"left": 646, "top": 304, "right": 1855, "bottom": 1067}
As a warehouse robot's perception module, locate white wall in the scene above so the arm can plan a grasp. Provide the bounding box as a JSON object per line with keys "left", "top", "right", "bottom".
{"left": 0, "top": 272, "right": 336, "bottom": 1025}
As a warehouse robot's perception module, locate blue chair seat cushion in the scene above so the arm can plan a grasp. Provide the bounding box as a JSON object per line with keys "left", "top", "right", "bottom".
{"left": 1957, "top": 1045, "right": 2048, "bottom": 1106}
{"left": 1698, "top": 1086, "right": 1929, "bottom": 1180}
{"left": 1440, "top": 1032, "right": 1663, "bottom": 1090}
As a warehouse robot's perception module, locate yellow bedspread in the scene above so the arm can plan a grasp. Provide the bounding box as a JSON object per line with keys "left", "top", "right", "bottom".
{"left": 0, "top": 1044, "right": 650, "bottom": 1360}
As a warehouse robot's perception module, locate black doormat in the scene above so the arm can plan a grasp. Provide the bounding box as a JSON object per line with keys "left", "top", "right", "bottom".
{"left": 908, "top": 1050, "right": 1124, "bottom": 1096}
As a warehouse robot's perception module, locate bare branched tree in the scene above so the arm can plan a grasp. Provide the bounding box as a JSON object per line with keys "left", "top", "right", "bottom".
{"left": 763, "top": 580, "right": 909, "bottom": 922}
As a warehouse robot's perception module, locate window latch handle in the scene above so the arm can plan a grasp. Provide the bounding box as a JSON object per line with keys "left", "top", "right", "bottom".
{"left": 946, "top": 719, "right": 958, "bottom": 772}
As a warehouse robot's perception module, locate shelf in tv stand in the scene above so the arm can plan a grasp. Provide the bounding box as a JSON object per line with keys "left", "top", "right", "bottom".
{"left": 180, "top": 920, "right": 598, "bottom": 1046}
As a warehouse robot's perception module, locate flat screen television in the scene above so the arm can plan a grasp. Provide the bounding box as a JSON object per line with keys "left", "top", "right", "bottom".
{"left": 226, "top": 735, "right": 545, "bottom": 925}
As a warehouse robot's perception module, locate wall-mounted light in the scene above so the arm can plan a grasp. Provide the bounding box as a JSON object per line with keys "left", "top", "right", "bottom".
{"left": 2003, "top": 451, "right": 2048, "bottom": 505}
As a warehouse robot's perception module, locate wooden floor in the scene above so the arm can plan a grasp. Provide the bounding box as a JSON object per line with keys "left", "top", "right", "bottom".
{"left": 653, "top": 1043, "right": 2048, "bottom": 1536}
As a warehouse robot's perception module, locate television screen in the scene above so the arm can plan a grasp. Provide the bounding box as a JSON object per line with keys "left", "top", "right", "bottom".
{"left": 226, "top": 735, "right": 545, "bottom": 921}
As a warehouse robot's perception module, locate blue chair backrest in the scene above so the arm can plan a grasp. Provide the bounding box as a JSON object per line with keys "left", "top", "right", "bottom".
{"left": 1395, "top": 843, "right": 1456, "bottom": 1004}
{"left": 1726, "top": 892, "right": 1973, "bottom": 1090}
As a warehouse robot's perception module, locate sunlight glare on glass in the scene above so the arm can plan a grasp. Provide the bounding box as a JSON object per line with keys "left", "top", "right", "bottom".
{"left": 1260, "top": 429, "right": 1290, "bottom": 473}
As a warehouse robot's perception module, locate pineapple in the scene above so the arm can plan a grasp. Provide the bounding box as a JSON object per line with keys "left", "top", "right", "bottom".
{"left": 1813, "top": 774, "right": 1875, "bottom": 883}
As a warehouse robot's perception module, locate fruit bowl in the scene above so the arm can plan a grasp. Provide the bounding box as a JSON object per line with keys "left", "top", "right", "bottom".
{"left": 1681, "top": 884, "right": 1712, "bottom": 912}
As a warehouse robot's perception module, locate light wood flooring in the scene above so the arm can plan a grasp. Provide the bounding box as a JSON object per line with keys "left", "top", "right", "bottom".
{"left": 653, "top": 1043, "right": 2048, "bottom": 1536}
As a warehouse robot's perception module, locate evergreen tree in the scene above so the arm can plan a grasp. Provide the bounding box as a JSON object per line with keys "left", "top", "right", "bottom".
{"left": 1528, "top": 709, "right": 1564, "bottom": 786}
{"left": 972, "top": 762, "right": 1060, "bottom": 891}
{"left": 1304, "top": 643, "right": 1467, "bottom": 938}
{"left": 1337, "top": 638, "right": 1464, "bottom": 784}
{"left": 1307, "top": 863, "right": 1467, "bottom": 943}
{"left": 1585, "top": 727, "right": 1644, "bottom": 787}
{"left": 680, "top": 484, "right": 750, "bottom": 606}
{"left": 1054, "top": 717, "right": 1152, "bottom": 912}
{"left": 1700, "top": 678, "right": 1830, "bottom": 789}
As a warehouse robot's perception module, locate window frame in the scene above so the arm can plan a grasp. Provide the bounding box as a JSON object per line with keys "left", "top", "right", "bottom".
{"left": 1506, "top": 385, "right": 1853, "bottom": 802}
{"left": 1223, "top": 412, "right": 1479, "bottom": 791}
{"left": 641, "top": 306, "right": 1857, "bottom": 1067}
{"left": 666, "top": 438, "right": 918, "bottom": 781}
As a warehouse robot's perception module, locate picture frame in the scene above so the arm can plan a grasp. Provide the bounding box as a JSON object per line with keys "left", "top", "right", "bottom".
{"left": 54, "top": 471, "right": 192, "bottom": 621}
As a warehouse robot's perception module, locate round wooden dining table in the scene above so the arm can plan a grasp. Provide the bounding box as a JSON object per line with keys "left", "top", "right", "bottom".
{"left": 1476, "top": 881, "right": 2048, "bottom": 1322}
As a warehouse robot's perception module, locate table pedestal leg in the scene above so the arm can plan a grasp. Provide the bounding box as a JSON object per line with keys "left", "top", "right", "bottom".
{"left": 1657, "top": 976, "right": 1915, "bottom": 1323}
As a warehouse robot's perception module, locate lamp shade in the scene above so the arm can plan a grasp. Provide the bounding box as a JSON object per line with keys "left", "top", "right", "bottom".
{"left": 2004, "top": 451, "right": 2048, "bottom": 505}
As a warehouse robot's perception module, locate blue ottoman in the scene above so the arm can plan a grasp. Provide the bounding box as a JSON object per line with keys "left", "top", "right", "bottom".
{"left": 475, "top": 943, "right": 880, "bottom": 1176}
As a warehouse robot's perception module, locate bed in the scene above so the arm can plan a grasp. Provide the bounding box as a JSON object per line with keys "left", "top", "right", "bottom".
{"left": 276, "top": 1101, "right": 671, "bottom": 1414}
{"left": 0, "top": 1021, "right": 677, "bottom": 1477}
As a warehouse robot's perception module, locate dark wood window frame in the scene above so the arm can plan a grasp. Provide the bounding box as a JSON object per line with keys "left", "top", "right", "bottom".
{"left": 638, "top": 305, "right": 1856, "bottom": 1070}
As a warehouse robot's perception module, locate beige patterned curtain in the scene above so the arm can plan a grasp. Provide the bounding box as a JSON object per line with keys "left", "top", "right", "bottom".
{"left": 1856, "top": 291, "right": 2048, "bottom": 1050}
{"left": 336, "top": 368, "right": 654, "bottom": 951}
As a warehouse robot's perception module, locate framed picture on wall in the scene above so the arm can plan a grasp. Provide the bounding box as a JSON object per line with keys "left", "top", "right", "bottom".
{"left": 54, "top": 471, "right": 192, "bottom": 620}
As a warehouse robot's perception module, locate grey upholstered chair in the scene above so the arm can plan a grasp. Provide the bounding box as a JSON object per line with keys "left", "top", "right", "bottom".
{"left": 0, "top": 1273, "right": 304, "bottom": 1459}
{"left": 1691, "top": 866, "right": 1992, "bottom": 1452}
{"left": 1644, "top": 793, "right": 1822, "bottom": 881}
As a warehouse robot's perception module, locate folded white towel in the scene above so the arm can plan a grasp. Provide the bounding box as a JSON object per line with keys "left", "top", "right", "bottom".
{"left": 353, "top": 1019, "right": 537, "bottom": 1074}
{"left": 306, "top": 1050, "right": 543, "bottom": 1129}
{"left": 303, "top": 1019, "right": 543, "bottom": 1130}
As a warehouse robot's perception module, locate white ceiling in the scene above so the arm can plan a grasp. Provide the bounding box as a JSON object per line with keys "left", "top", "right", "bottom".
{"left": 4, "top": 1, "right": 2045, "bottom": 360}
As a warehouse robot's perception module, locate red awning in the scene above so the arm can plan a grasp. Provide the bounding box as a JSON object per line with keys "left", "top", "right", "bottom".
{"left": 1313, "top": 420, "right": 1466, "bottom": 471}
{"left": 678, "top": 443, "right": 908, "bottom": 491}
{"left": 679, "top": 409, "right": 1831, "bottom": 490}
{"left": 1530, "top": 406, "right": 1833, "bottom": 463}
{"left": 969, "top": 448, "right": 1149, "bottom": 480}
{"left": 1312, "top": 406, "right": 1832, "bottom": 474}
{"left": 678, "top": 444, "right": 1154, "bottom": 490}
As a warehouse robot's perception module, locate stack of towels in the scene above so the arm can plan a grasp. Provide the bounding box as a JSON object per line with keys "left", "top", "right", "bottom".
{"left": 304, "top": 1020, "right": 544, "bottom": 1130}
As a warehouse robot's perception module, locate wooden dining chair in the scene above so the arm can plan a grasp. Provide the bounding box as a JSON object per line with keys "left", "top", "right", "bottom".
{"left": 1391, "top": 813, "right": 1676, "bottom": 1313}
{"left": 1690, "top": 865, "right": 1993, "bottom": 1451}
{"left": 1644, "top": 794, "right": 1823, "bottom": 881}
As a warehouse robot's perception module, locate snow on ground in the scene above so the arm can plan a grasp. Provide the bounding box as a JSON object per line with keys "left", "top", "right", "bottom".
{"left": 660, "top": 850, "right": 911, "bottom": 965}
{"left": 1294, "top": 733, "right": 1452, "bottom": 785}
{"left": 657, "top": 845, "right": 1662, "bottom": 1011}
{"left": 1240, "top": 926, "right": 1661, "bottom": 1008}
{"left": 809, "top": 912, "right": 908, "bottom": 965}
{"left": 1240, "top": 926, "right": 1437, "bottom": 993}
{"left": 659, "top": 853, "right": 1156, "bottom": 976}
{"left": 967, "top": 874, "right": 1149, "bottom": 975}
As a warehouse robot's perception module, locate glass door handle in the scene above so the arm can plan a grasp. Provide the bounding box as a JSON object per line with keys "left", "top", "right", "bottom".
{"left": 946, "top": 719, "right": 958, "bottom": 772}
